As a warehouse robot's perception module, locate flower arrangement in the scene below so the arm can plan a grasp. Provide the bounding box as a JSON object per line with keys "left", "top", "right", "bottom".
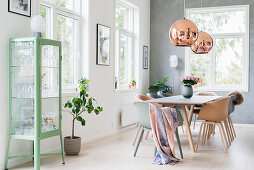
{"left": 180, "top": 74, "right": 202, "bottom": 87}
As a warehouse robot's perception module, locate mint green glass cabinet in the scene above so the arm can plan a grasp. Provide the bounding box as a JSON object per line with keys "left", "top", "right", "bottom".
{"left": 6, "top": 37, "right": 65, "bottom": 170}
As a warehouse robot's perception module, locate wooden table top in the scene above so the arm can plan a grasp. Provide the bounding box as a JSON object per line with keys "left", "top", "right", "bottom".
{"left": 146, "top": 95, "right": 223, "bottom": 105}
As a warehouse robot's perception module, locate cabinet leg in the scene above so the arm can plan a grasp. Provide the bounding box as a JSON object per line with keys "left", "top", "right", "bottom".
{"left": 5, "top": 136, "right": 11, "bottom": 170}
{"left": 60, "top": 134, "right": 65, "bottom": 164}
{"left": 34, "top": 139, "right": 40, "bottom": 170}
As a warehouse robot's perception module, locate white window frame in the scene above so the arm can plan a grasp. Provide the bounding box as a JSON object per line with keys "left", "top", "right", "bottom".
{"left": 39, "top": 0, "right": 81, "bottom": 93}
{"left": 115, "top": 0, "right": 135, "bottom": 90}
{"left": 185, "top": 5, "right": 249, "bottom": 92}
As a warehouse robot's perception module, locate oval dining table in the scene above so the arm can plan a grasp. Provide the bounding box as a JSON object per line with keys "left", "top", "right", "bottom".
{"left": 146, "top": 95, "right": 222, "bottom": 152}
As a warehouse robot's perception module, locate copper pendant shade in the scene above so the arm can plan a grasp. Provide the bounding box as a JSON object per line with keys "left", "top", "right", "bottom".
{"left": 169, "top": 19, "right": 199, "bottom": 47}
{"left": 190, "top": 32, "right": 213, "bottom": 54}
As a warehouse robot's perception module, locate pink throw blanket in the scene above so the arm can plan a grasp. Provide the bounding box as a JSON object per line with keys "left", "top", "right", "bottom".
{"left": 149, "top": 104, "right": 179, "bottom": 165}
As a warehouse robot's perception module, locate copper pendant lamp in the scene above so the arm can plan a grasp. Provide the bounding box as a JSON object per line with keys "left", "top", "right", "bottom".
{"left": 169, "top": 18, "right": 199, "bottom": 47}
{"left": 190, "top": 31, "right": 213, "bottom": 54}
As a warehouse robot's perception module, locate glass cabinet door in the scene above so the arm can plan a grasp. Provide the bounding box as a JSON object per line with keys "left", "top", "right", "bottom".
{"left": 11, "top": 41, "right": 35, "bottom": 136}
{"left": 41, "top": 45, "right": 60, "bottom": 133}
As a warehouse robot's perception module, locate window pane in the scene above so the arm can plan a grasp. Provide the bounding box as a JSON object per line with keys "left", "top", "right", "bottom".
{"left": 189, "top": 10, "right": 246, "bottom": 34}
{"left": 40, "top": 5, "right": 51, "bottom": 38}
{"left": 57, "top": 14, "right": 77, "bottom": 88}
{"left": 215, "top": 38, "right": 244, "bottom": 86}
{"left": 115, "top": 3, "right": 131, "bottom": 31}
{"left": 190, "top": 53, "right": 212, "bottom": 88}
{"left": 44, "top": 0, "right": 77, "bottom": 11}
{"left": 119, "top": 34, "right": 132, "bottom": 85}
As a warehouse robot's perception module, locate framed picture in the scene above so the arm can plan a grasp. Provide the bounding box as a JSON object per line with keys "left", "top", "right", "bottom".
{"left": 143, "top": 46, "right": 149, "bottom": 69}
{"left": 96, "top": 24, "right": 111, "bottom": 66}
{"left": 8, "top": 0, "right": 31, "bottom": 17}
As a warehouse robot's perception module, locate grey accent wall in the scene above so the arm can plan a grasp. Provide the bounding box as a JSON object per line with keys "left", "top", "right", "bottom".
{"left": 150, "top": 0, "right": 254, "bottom": 124}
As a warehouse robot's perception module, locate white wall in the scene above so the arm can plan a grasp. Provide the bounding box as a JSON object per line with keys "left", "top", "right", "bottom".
{"left": 0, "top": 0, "right": 150, "bottom": 169}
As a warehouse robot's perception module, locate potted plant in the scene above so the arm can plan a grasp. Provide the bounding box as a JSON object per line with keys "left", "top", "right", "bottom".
{"left": 63, "top": 78, "right": 103, "bottom": 155}
{"left": 148, "top": 77, "right": 172, "bottom": 98}
{"left": 129, "top": 78, "right": 136, "bottom": 89}
{"left": 180, "top": 75, "right": 200, "bottom": 98}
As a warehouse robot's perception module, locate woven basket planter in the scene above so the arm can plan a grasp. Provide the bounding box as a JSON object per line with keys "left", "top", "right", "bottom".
{"left": 64, "top": 136, "right": 81, "bottom": 155}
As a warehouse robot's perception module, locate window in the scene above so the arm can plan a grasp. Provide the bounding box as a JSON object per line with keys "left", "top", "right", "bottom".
{"left": 115, "top": 1, "right": 135, "bottom": 90}
{"left": 185, "top": 5, "right": 249, "bottom": 91}
{"left": 40, "top": 0, "right": 80, "bottom": 91}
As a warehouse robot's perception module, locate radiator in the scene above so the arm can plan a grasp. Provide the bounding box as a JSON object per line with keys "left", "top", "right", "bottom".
{"left": 120, "top": 104, "right": 137, "bottom": 127}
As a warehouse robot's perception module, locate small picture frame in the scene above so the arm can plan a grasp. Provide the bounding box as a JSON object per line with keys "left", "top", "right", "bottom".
{"left": 143, "top": 46, "right": 149, "bottom": 69}
{"left": 96, "top": 24, "right": 111, "bottom": 66}
{"left": 8, "top": 0, "right": 31, "bottom": 17}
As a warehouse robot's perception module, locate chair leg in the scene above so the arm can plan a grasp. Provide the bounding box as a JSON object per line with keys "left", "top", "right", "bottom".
{"left": 202, "top": 123, "right": 207, "bottom": 144}
{"left": 212, "top": 124, "right": 216, "bottom": 136}
{"left": 220, "top": 122, "right": 229, "bottom": 149}
{"left": 207, "top": 124, "right": 212, "bottom": 140}
{"left": 181, "top": 125, "right": 185, "bottom": 134}
{"left": 218, "top": 123, "right": 227, "bottom": 152}
{"left": 193, "top": 115, "right": 197, "bottom": 130}
{"left": 228, "top": 116, "right": 236, "bottom": 137}
{"left": 145, "top": 131, "right": 150, "bottom": 140}
{"left": 223, "top": 120, "right": 231, "bottom": 146}
{"left": 132, "top": 124, "right": 141, "bottom": 146}
{"left": 227, "top": 118, "right": 234, "bottom": 140}
{"left": 204, "top": 123, "right": 209, "bottom": 144}
{"left": 225, "top": 119, "right": 233, "bottom": 144}
{"left": 175, "top": 127, "right": 183, "bottom": 159}
{"left": 134, "top": 127, "right": 144, "bottom": 157}
{"left": 196, "top": 122, "right": 204, "bottom": 152}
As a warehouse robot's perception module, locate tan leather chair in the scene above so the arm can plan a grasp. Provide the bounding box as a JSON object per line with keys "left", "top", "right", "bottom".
{"left": 196, "top": 97, "right": 231, "bottom": 152}
{"left": 187, "top": 92, "right": 217, "bottom": 129}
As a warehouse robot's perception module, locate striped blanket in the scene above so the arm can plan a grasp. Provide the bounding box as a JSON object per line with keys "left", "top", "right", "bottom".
{"left": 149, "top": 104, "right": 179, "bottom": 165}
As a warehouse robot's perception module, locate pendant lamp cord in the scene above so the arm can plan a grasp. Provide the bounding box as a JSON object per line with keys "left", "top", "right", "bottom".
{"left": 184, "top": 0, "right": 186, "bottom": 18}
{"left": 201, "top": 0, "right": 203, "bottom": 8}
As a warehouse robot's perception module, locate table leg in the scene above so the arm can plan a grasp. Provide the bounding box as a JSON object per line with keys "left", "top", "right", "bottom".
{"left": 181, "top": 106, "right": 195, "bottom": 152}
{"left": 187, "top": 105, "right": 195, "bottom": 125}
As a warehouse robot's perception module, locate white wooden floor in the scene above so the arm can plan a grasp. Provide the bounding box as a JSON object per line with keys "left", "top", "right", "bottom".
{"left": 12, "top": 123, "right": 254, "bottom": 170}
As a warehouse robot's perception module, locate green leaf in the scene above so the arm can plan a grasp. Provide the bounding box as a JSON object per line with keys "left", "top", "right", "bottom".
{"left": 94, "top": 109, "right": 99, "bottom": 115}
{"left": 97, "top": 107, "right": 103, "bottom": 112}
{"left": 72, "top": 107, "right": 76, "bottom": 114}
{"left": 88, "top": 98, "right": 92, "bottom": 105}
{"left": 77, "top": 116, "right": 86, "bottom": 126}
{"left": 162, "top": 77, "right": 168, "bottom": 83}
{"left": 64, "top": 101, "right": 72, "bottom": 108}
{"left": 77, "top": 116, "right": 82, "bottom": 122}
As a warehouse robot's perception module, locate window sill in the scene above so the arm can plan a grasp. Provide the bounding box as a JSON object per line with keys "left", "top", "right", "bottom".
{"left": 114, "top": 88, "right": 138, "bottom": 93}
{"left": 62, "top": 90, "right": 79, "bottom": 98}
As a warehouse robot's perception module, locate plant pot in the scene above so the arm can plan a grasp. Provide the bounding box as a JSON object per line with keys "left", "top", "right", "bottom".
{"left": 157, "top": 91, "right": 171, "bottom": 98}
{"left": 146, "top": 93, "right": 160, "bottom": 98}
{"left": 129, "top": 82, "right": 136, "bottom": 89}
{"left": 64, "top": 136, "right": 81, "bottom": 155}
{"left": 182, "top": 85, "right": 193, "bottom": 99}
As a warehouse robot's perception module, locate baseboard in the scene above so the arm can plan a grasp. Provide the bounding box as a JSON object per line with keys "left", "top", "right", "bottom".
{"left": 0, "top": 124, "right": 137, "bottom": 170}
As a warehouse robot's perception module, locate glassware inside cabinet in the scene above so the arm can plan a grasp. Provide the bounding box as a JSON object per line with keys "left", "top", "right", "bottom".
{"left": 12, "top": 41, "right": 34, "bottom": 66}
{"left": 41, "top": 98, "right": 59, "bottom": 133}
{"left": 11, "top": 66, "right": 34, "bottom": 99}
{"left": 41, "top": 112, "right": 57, "bottom": 133}
{"left": 12, "top": 98, "right": 34, "bottom": 136}
{"left": 41, "top": 45, "right": 59, "bottom": 68}
{"left": 41, "top": 68, "right": 59, "bottom": 98}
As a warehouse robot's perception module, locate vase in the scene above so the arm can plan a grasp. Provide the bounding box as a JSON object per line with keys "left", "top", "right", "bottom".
{"left": 182, "top": 85, "right": 193, "bottom": 99}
